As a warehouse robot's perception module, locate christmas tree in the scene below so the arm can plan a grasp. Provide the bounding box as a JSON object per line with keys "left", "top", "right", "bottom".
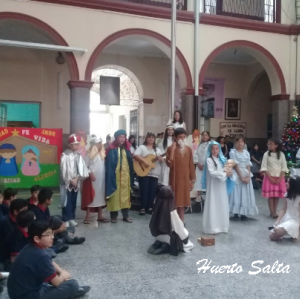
{"left": 282, "top": 105, "right": 300, "bottom": 167}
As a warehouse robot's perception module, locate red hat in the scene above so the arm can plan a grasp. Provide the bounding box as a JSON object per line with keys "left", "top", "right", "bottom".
{"left": 68, "top": 134, "right": 80, "bottom": 145}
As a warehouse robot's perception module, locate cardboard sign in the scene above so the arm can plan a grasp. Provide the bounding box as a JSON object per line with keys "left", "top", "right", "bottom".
{"left": 220, "top": 122, "right": 247, "bottom": 138}
{"left": 0, "top": 128, "right": 62, "bottom": 188}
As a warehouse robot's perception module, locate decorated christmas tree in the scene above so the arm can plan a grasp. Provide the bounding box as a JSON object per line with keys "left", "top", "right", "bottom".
{"left": 282, "top": 105, "right": 300, "bottom": 167}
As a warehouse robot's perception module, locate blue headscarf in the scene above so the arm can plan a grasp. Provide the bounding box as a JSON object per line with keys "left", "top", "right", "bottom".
{"left": 114, "top": 129, "right": 126, "bottom": 138}
{"left": 201, "top": 141, "right": 236, "bottom": 195}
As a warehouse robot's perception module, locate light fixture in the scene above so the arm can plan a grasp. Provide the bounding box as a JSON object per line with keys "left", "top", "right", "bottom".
{"left": 56, "top": 52, "right": 65, "bottom": 65}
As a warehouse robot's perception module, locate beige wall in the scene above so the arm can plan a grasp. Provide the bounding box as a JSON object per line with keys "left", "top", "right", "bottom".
{"left": 1, "top": 0, "right": 295, "bottom": 96}
{"left": 206, "top": 63, "right": 272, "bottom": 139}
{"left": 0, "top": 47, "right": 71, "bottom": 133}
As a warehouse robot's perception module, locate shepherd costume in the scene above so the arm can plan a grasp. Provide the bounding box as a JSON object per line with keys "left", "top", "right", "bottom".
{"left": 105, "top": 130, "right": 133, "bottom": 221}
{"left": 60, "top": 134, "right": 89, "bottom": 225}
{"left": 148, "top": 186, "right": 194, "bottom": 256}
{"left": 81, "top": 137, "right": 106, "bottom": 213}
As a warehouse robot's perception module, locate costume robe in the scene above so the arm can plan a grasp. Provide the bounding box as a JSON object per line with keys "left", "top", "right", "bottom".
{"left": 202, "top": 156, "right": 229, "bottom": 234}
{"left": 166, "top": 146, "right": 196, "bottom": 207}
{"left": 158, "top": 137, "right": 173, "bottom": 186}
{"left": 105, "top": 147, "right": 133, "bottom": 211}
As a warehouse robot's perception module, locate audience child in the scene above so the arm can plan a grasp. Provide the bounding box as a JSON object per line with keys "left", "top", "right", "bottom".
{"left": 7, "top": 219, "right": 91, "bottom": 299}
{"left": 260, "top": 138, "right": 288, "bottom": 218}
{"left": 0, "top": 188, "right": 17, "bottom": 217}
{"left": 270, "top": 176, "right": 300, "bottom": 241}
{"left": 0, "top": 199, "right": 28, "bottom": 271}
{"left": 8, "top": 210, "right": 35, "bottom": 263}
{"left": 30, "top": 189, "right": 85, "bottom": 246}
{"left": 27, "top": 185, "right": 41, "bottom": 209}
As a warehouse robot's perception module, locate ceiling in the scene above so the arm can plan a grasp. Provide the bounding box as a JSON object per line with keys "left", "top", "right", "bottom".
{"left": 212, "top": 48, "right": 257, "bottom": 65}
{"left": 103, "top": 37, "right": 168, "bottom": 58}
{"left": 0, "top": 19, "right": 56, "bottom": 44}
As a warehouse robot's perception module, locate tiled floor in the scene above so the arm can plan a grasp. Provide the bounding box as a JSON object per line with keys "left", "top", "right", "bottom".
{"left": 1, "top": 191, "right": 299, "bottom": 299}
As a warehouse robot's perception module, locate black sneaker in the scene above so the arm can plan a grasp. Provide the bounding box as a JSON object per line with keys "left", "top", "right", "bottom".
{"left": 232, "top": 214, "right": 240, "bottom": 221}
{"left": 75, "top": 286, "right": 91, "bottom": 298}
{"left": 53, "top": 244, "right": 69, "bottom": 254}
{"left": 71, "top": 237, "right": 86, "bottom": 245}
{"left": 241, "top": 215, "right": 249, "bottom": 221}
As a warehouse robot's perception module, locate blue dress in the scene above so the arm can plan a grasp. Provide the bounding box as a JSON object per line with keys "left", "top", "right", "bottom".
{"left": 229, "top": 149, "right": 258, "bottom": 216}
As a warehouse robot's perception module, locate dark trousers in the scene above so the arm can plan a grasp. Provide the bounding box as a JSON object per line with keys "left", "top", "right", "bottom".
{"left": 62, "top": 190, "right": 78, "bottom": 222}
{"left": 39, "top": 279, "right": 79, "bottom": 299}
{"left": 110, "top": 208, "right": 129, "bottom": 220}
{"left": 138, "top": 176, "right": 158, "bottom": 210}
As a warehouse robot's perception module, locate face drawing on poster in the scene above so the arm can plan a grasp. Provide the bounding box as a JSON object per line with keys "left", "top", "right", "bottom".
{"left": 0, "top": 143, "right": 18, "bottom": 176}
{"left": 21, "top": 145, "right": 41, "bottom": 176}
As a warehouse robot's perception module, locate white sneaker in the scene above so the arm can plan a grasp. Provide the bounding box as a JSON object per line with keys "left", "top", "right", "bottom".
{"left": 69, "top": 220, "right": 78, "bottom": 227}
{"left": 65, "top": 221, "right": 70, "bottom": 228}
{"left": 195, "top": 196, "right": 202, "bottom": 203}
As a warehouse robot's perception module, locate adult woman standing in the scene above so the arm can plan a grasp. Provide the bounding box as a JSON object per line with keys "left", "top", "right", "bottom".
{"left": 168, "top": 110, "right": 186, "bottom": 130}
{"left": 134, "top": 133, "right": 163, "bottom": 215}
{"left": 128, "top": 135, "right": 137, "bottom": 155}
{"left": 217, "top": 136, "right": 228, "bottom": 158}
{"left": 194, "top": 131, "right": 211, "bottom": 202}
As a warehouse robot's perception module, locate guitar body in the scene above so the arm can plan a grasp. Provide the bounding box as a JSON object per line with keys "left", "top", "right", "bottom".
{"left": 134, "top": 154, "right": 157, "bottom": 177}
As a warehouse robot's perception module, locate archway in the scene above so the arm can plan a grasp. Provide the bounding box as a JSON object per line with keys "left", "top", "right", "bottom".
{"left": 0, "top": 12, "right": 79, "bottom": 80}
{"left": 85, "top": 28, "right": 193, "bottom": 90}
{"left": 199, "top": 40, "right": 287, "bottom": 96}
{"left": 90, "top": 66, "right": 143, "bottom": 140}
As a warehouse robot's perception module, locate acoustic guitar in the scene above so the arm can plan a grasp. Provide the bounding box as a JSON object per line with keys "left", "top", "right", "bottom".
{"left": 134, "top": 153, "right": 166, "bottom": 177}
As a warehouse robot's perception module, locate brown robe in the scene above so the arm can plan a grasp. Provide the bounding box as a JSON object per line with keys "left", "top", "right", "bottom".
{"left": 166, "top": 145, "right": 196, "bottom": 207}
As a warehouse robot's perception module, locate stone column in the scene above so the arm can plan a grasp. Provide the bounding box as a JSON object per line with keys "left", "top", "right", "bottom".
{"left": 181, "top": 90, "right": 195, "bottom": 135}
{"left": 270, "top": 94, "right": 290, "bottom": 139}
{"left": 67, "top": 80, "right": 94, "bottom": 134}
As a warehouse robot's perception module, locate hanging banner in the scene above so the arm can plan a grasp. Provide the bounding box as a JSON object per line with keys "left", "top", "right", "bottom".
{"left": 0, "top": 127, "right": 62, "bottom": 188}
{"left": 220, "top": 122, "right": 247, "bottom": 138}
{"left": 202, "top": 77, "right": 225, "bottom": 119}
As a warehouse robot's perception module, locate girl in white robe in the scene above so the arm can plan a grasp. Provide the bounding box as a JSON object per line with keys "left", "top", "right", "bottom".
{"left": 201, "top": 142, "right": 233, "bottom": 234}
{"left": 158, "top": 125, "right": 174, "bottom": 186}
{"left": 167, "top": 110, "right": 186, "bottom": 130}
{"left": 82, "top": 137, "right": 108, "bottom": 224}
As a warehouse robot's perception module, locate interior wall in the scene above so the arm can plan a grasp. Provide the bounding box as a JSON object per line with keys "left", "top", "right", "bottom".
{"left": 95, "top": 53, "right": 171, "bottom": 136}
{"left": 205, "top": 62, "right": 272, "bottom": 139}
{"left": 0, "top": 46, "right": 71, "bottom": 133}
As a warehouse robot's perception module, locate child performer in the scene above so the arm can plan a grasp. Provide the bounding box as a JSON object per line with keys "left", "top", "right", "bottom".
{"left": 260, "top": 138, "right": 288, "bottom": 218}
{"left": 229, "top": 137, "right": 258, "bottom": 221}
{"left": 158, "top": 125, "right": 175, "bottom": 186}
{"left": 194, "top": 131, "right": 211, "bottom": 202}
{"left": 166, "top": 128, "right": 196, "bottom": 222}
{"left": 60, "top": 134, "right": 89, "bottom": 227}
{"left": 201, "top": 142, "right": 233, "bottom": 234}
{"left": 270, "top": 176, "right": 300, "bottom": 241}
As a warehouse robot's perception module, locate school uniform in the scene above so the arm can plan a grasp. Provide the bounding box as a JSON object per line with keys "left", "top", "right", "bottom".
{"left": 0, "top": 214, "right": 17, "bottom": 269}
{"left": 0, "top": 200, "right": 9, "bottom": 217}
{"left": 26, "top": 197, "right": 38, "bottom": 211}
{"left": 8, "top": 226, "right": 29, "bottom": 259}
{"left": 7, "top": 243, "right": 79, "bottom": 299}
{"left": 29, "top": 204, "right": 50, "bottom": 221}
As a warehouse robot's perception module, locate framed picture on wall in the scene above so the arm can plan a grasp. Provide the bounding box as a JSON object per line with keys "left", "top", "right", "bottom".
{"left": 225, "top": 98, "right": 241, "bottom": 120}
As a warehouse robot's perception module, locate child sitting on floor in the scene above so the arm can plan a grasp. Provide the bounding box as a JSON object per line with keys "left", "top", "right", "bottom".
{"left": 8, "top": 210, "right": 35, "bottom": 263}
{"left": 29, "top": 189, "right": 85, "bottom": 245}
{"left": 27, "top": 185, "right": 41, "bottom": 209}
{"left": 270, "top": 176, "right": 300, "bottom": 241}
{"left": 7, "top": 219, "right": 91, "bottom": 299}
{"left": 0, "top": 188, "right": 17, "bottom": 217}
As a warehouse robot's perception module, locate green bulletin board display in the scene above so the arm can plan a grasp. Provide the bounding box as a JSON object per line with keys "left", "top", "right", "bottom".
{"left": 0, "top": 127, "right": 62, "bottom": 188}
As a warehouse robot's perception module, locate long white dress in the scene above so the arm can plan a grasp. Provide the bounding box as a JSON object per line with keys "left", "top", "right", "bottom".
{"left": 274, "top": 196, "right": 300, "bottom": 238}
{"left": 229, "top": 150, "right": 258, "bottom": 216}
{"left": 158, "top": 137, "right": 173, "bottom": 186}
{"left": 194, "top": 141, "right": 211, "bottom": 191}
{"left": 84, "top": 154, "right": 106, "bottom": 207}
{"left": 203, "top": 157, "right": 229, "bottom": 234}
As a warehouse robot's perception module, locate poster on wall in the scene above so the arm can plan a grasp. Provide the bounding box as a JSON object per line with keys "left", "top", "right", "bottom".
{"left": 0, "top": 127, "right": 62, "bottom": 188}
{"left": 220, "top": 122, "right": 247, "bottom": 138}
{"left": 202, "top": 77, "right": 225, "bottom": 118}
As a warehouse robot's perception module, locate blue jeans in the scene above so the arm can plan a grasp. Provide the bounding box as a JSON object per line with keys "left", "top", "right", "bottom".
{"left": 138, "top": 176, "right": 158, "bottom": 211}
{"left": 39, "top": 279, "right": 79, "bottom": 299}
{"left": 62, "top": 190, "right": 78, "bottom": 222}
